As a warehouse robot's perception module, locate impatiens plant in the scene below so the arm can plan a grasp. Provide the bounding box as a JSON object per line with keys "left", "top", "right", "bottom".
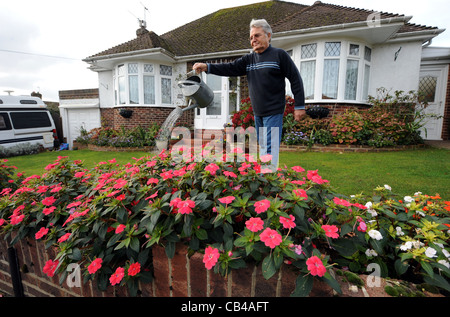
{"left": 1, "top": 149, "right": 449, "bottom": 297}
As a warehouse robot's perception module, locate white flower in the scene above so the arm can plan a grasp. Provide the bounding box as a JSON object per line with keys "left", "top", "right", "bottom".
{"left": 425, "top": 247, "right": 437, "bottom": 258}
{"left": 414, "top": 191, "right": 422, "bottom": 196}
{"left": 442, "top": 249, "right": 450, "bottom": 258}
{"left": 395, "top": 226, "right": 405, "bottom": 236}
{"left": 384, "top": 184, "right": 392, "bottom": 191}
{"left": 415, "top": 210, "right": 425, "bottom": 217}
{"left": 365, "top": 249, "right": 378, "bottom": 257}
{"left": 412, "top": 240, "right": 424, "bottom": 249}
{"left": 368, "top": 229, "right": 383, "bottom": 241}
{"left": 400, "top": 241, "right": 413, "bottom": 251}
{"left": 403, "top": 196, "right": 414, "bottom": 204}
{"left": 365, "top": 202, "right": 377, "bottom": 217}
{"left": 438, "top": 260, "right": 450, "bottom": 269}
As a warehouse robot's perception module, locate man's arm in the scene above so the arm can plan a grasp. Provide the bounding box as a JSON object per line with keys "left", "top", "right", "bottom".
{"left": 193, "top": 56, "right": 248, "bottom": 77}
{"left": 281, "top": 51, "right": 307, "bottom": 121}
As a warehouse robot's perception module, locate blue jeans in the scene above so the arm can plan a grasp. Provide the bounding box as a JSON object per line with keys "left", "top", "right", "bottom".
{"left": 255, "top": 113, "right": 283, "bottom": 171}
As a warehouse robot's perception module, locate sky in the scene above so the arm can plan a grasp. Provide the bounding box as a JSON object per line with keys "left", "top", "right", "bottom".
{"left": 1, "top": 0, "right": 449, "bottom": 102}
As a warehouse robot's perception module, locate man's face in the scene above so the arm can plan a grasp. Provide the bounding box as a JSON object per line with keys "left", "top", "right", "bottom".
{"left": 250, "top": 27, "right": 271, "bottom": 54}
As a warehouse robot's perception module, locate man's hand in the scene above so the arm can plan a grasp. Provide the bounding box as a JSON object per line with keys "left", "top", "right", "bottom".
{"left": 193, "top": 63, "right": 207, "bottom": 74}
{"left": 294, "top": 109, "right": 307, "bottom": 121}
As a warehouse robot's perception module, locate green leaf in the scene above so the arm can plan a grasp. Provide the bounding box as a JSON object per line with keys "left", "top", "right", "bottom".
{"left": 320, "top": 272, "right": 342, "bottom": 295}
{"left": 291, "top": 273, "right": 313, "bottom": 297}
{"left": 420, "top": 261, "right": 434, "bottom": 279}
{"left": 130, "top": 237, "right": 140, "bottom": 253}
{"left": 394, "top": 259, "right": 409, "bottom": 276}
{"left": 262, "top": 255, "right": 277, "bottom": 280}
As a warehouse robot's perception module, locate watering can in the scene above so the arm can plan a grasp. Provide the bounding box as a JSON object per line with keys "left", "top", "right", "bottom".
{"left": 178, "top": 72, "right": 214, "bottom": 112}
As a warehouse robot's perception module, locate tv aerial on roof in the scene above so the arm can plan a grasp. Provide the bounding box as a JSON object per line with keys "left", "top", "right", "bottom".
{"left": 128, "top": 1, "right": 150, "bottom": 29}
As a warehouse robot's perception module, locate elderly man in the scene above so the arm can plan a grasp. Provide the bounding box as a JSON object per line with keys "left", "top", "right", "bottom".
{"left": 193, "top": 19, "right": 305, "bottom": 170}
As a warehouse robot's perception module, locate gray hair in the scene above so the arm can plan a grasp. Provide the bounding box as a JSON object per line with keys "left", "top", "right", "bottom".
{"left": 250, "top": 19, "right": 272, "bottom": 35}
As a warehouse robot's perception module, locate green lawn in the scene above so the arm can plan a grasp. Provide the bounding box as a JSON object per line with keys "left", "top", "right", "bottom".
{"left": 4, "top": 148, "right": 450, "bottom": 200}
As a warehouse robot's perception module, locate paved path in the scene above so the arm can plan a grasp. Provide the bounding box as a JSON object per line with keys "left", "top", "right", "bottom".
{"left": 425, "top": 140, "right": 450, "bottom": 150}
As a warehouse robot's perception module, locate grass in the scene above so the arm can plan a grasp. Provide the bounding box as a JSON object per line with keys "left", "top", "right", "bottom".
{"left": 4, "top": 148, "right": 450, "bottom": 200}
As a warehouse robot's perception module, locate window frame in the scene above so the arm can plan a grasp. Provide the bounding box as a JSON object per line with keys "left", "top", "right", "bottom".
{"left": 113, "top": 62, "right": 174, "bottom": 107}
{"left": 297, "top": 40, "right": 372, "bottom": 104}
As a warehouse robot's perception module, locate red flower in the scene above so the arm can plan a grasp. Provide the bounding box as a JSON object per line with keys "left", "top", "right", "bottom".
{"left": 115, "top": 224, "right": 126, "bottom": 234}
{"left": 43, "top": 259, "right": 59, "bottom": 277}
{"left": 259, "top": 228, "right": 282, "bottom": 249}
{"left": 203, "top": 246, "right": 220, "bottom": 270}
{"left": 127, "top": 262, "right": 141, "bottom": 276}
{"left": 42, "top": 196, "right": 56, "bottom": 206}
{"left": 245, "top": 217, "right": 264, "bottom": 232}
{"left": 58, "top": 233, "right": 71, "bottom": 243}
{"left": 109, "top": 267, "right": 125, "bottom": 285}
{"left": 10, "top": 213, "right": 25, "bottom": 226}
{"left": 293, "top": 189, "right": 308, "bottom": 200}
{"left": 35, "top": 227, "right": 49, "bottom": 240}
{"left": 205, "top": 163, "right": 220, "bottom": 176}
{"left": 306, "top": 256, "right": 327, "bottom": 277}
{"left": 115, "top": 194, "right": 126, "bottom": 201}
{"left": 254, "top": 199, "right": 270, "bottom": 214}
{"left": 280, "top": 215, "right": 296, "bottom": 229}
{"left": 88, "top": 258, "right": 103, "bottom": 274}
{"left": 322, "top": 225, "right": 339, "bottom": 239}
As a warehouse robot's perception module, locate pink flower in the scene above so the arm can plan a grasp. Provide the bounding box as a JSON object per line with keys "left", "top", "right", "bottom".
{"left": 292, "top": 166, "right": 305, "bottom": 173}
{"left": 43, "top": 259, "right": 59, "bottom": 277}
{"left": 293, "top": 189, "right": 308, "bottom": 200}
{"left": 109, "top": 267, "right": 125, "bottom": 285}
{"left": 205, "top": 163, "right": 220, "bottom": 175}
{"left": 322, "top": 225, "right": 339, "bottom": 239}
{"left": 10, "top": 213, "right": 25, "bottom": 226}
{"left": 170, "top": 197, "right": 182, "bottom": 213}
{"left": 74, "top": 171, "right": 85, "bottom": 178}
{"left": 147, "top": 178, "right": 159, "bottom": 185}
{"left": 307, "top": 170, "right": 329, "bottom": 184}
{"left": 352, "top": 203, "right": 367, "bottom": 210}
{"left": 127, "top": 262, "right": 141, "bottom": 276}
{"left": 357, "top": 221, "right": 367, "bottom": 232}
{"left": 245, "top": 217, "right": 264, "bottom": 232}
{"left": 42, "top": 196, "right": 56, "bottom": 206}
{"left": 58, "top": 233, "right": 71, "bottom": 243}
{"left": 218, "top": 196, "right": 235, "bottom": 205}
{"left": 280, "top": 215, "right": 296, "bottom": 229}
{"left": 115, "top": 224, "right": 126, "bottom": 234}
{"left": 333, "top": 197, "right": 351, "bottom": 207}
{"left": 260, "top": 154, "right": 272, "bottom": 163}
{"left": 0, "top": 219, "right": 5, "bottom": 227}
{"left": 35, "top": 227, "right": 49, "bottom": 240}
{"left": 306, "top": 256, "right": 327, "bottom": 277}
{"left": 254, "top": 199, "right": 270, "bottom": 214}
{"left": 223, "top": 171, "right": 237, "bottom": 178}
{"left": 203, "top": 246, "right": 220, "bottom": 270}
{"left": 88, "top": 258, "right": 103, "bottom": 274}
{"left": 259, "top": 228, "right": 282, "bottom": 249}
{"left": 177, "top": 199, "right": 195, "bottom": 215}
{"left": 43, "top": 206, "right": 56, "bottom": 216}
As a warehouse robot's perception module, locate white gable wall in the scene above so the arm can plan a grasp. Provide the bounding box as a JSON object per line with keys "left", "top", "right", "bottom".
{"left": 370, "top": 41, "right": 423, "bottom": 96}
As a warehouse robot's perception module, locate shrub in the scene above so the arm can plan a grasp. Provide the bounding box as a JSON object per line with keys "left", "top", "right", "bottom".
{"left": 75, "top": 124, "right": 160, "bottom": 148}
{"left": 1, "top": 151, "right": 449, "bottom": 297}
{"left": 0, "top": 143, "right": 43, "bottom": 159}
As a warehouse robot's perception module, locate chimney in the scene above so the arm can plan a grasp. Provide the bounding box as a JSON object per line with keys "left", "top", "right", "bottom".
{"left": 136, "top": 19, "right": 149, "bottom": 36}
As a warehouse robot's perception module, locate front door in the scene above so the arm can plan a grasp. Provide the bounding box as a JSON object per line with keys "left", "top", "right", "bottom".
{"left": 418, "top": 65, "right": 448, "bottom": 140}
{"left": 194, "top": 74, "right": 240, "bottom": 130}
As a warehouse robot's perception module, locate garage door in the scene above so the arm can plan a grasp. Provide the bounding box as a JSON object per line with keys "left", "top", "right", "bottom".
{"left": 68, "top": 108, "right": 101, "bottom": 148}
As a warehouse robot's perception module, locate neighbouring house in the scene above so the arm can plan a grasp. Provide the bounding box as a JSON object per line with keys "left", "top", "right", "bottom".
{"left": 60, "top": 0, "right": 449, "bottom": 148}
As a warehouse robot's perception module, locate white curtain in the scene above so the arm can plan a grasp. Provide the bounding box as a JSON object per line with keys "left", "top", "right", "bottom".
{"left": 128, "top": 75, "right": 139, "bottom": 104}
{"left": 322, "top": 59, "right": 339, "bottom": 99}
{"left": 161, "top": 78, "right": 172, "bottom": 104}
{"left": 144, "top": 75, "right": 155, "bottom": 104}
{"left": 345, "top": 60, "right": 359, "bottom": 100}
{"left": 300, "top": 61, "right": 316, "bottom": 100}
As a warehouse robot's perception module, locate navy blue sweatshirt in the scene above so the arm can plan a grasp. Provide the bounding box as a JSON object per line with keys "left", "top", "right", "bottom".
{"left": 207, "top": 45, "right": 305, "bottom": 117}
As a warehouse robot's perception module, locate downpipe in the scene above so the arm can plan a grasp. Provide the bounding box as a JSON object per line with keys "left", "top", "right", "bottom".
{"left": 7, "top": 247, "right": 24, "bottom": 297}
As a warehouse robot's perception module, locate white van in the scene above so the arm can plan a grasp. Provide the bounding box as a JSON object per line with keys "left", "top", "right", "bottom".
{"left": 0, "top": 95, "right": 58, "bottom": 150}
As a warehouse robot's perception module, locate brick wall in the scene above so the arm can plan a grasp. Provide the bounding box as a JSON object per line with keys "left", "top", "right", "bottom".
{"left": 100, "top": 107, "right": 194, "bottom": 130}
{"left": 59, "top": 89, "right": 99, "bottom": 100}
{"left": 0, "top": 235, "right": 304, "bottom": 297}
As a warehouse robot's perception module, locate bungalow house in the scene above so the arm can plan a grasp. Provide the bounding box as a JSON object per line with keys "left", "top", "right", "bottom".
{"left": 60, "top": 0, "right": 449, "bottom": 148}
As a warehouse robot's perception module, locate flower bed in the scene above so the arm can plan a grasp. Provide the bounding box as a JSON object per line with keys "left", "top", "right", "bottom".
{"left": 0, "top": 151, "right": 449, "bottom": 297}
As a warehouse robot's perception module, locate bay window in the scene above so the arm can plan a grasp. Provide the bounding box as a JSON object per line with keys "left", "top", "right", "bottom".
{"left": 298, "top": 41, "right": 372, "bottom": 103}
{"left": 114, "top": 62, "right": 173, "bottom": 106}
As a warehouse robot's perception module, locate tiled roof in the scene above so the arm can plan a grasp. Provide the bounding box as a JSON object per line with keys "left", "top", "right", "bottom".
{"left": 87, "top": 1, "right": 439, "bottom": 59}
